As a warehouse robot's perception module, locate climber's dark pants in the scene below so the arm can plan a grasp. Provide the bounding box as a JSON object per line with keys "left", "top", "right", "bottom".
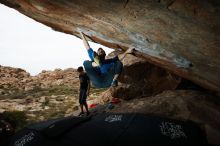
{"left": 79, "top": 89, "right": 87, "bottom": 105}
{"left": 83, "top": 60, "right": 123, "bottom": 88}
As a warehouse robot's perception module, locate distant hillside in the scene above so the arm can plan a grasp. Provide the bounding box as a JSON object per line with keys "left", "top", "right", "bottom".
{"left": 0, "top": 65, "right": 79, "bottom": 96}
{"left": 0, "top": 65, "right": 106, "bottom": 129}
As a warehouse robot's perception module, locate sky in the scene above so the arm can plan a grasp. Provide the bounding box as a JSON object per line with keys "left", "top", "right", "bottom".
{"left": 0, "top": 4, "right": 113, "bottom": 76}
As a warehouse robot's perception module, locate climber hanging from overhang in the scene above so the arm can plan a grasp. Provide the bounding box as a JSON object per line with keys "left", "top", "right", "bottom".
{"left": 79, "top": 32, "right": 134, "bottom": 88}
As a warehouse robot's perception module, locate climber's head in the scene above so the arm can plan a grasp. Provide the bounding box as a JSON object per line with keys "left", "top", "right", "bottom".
{"left": 77, "top": 66, "right": 84, "bottom": 75}
{"left": 97, "top": 48, "right": 106, "bottom": 60}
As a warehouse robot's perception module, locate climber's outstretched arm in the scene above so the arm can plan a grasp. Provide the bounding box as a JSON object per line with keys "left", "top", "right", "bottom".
{"left": 119, "top": 47, "right": 135, "bottom": 61}
{"left": 80, "top": 32, "right": 90, "bottom": 50}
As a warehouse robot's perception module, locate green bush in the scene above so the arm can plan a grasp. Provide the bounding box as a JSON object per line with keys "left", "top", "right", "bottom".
{"left": 1, "top": 111, "right": 28, "bottom": 131}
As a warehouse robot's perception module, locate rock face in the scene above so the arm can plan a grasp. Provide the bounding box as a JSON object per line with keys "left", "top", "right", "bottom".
{"left": 0, "top": 66, "right": 30, "bottom": 91}
{"left": 111, "top": 53, "right": 182, "bottom": 99}
{"left": 1, "top": 0, "right": 220, "bottom": 92}
{"left": 34, "top": 68, "right": 79, "bottom": 89}
{"left": 0, "top": 65, "right": 79, "bottom": 94}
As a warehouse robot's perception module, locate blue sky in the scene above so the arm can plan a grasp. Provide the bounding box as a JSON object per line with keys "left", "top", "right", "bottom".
{"left": 0, "top": 4, "right": 112, "bottom": 75}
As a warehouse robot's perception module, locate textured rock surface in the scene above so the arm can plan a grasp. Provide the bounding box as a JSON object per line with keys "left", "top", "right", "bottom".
{"left": 1, "top": 0, "right": 220, "bottom": 92}
{"left": 0, "top": 65, "right": 79, "bottom": 94}
{"left": 111, "top": 53, "right": 182, "bottom": 99}
{"left": 0, "top": 66, "right": 30, "bottom": 91}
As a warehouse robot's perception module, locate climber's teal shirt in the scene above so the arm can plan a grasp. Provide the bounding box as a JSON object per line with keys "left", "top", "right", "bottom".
{"left": 87, "top": 48, "right": 119, "bottom": 74}
{"left": 84, "top": 48, "right": 123, "bottom": 88}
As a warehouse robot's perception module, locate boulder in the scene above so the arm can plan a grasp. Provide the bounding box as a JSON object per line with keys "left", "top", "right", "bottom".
{"left": 0, "top": 65, "right": 79, "bottom": 92}
{"left": 1, "top": 0, "right": 219, "bottom": 92}
{"left": 111, "top": 53, "right": 182, "bottom": 99}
